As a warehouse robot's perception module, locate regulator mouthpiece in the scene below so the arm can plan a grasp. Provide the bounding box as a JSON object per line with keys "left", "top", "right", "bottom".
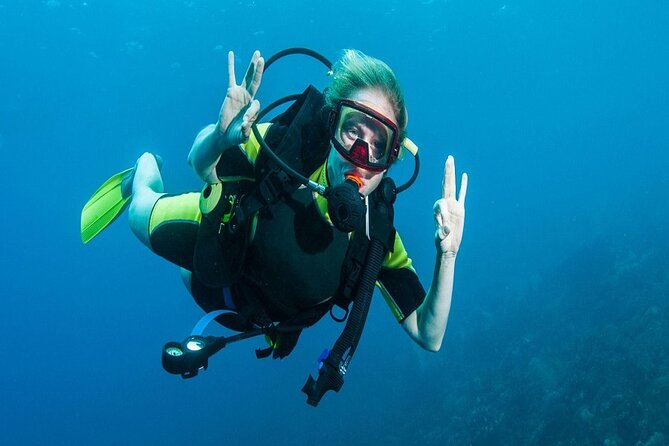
{"left": 327, "top": 177, "right": 366, "bottom": 232}
{"left": 345, "top": 174, "right": 363, "bottom": 190}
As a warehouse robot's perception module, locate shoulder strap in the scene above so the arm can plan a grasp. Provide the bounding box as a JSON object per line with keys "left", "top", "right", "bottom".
{"left": 255, "top": 85, "right": 330, "bottom": 180}
{"left": 227, "top": 85, "right": 330, "bottom": 232}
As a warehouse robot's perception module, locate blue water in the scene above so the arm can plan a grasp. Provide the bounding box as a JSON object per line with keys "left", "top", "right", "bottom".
{"left": 2, "top": 1, "right": 668, "bottom": 445}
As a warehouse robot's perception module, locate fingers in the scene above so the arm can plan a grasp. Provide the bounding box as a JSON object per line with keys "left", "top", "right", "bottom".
{"left": 242, "top": 50, "right": 264, "bottom": 98}
{"left": 442, "top": 155, "right": 468, "bottom": 204}
{"left": 228, "top": 51, "right": 236, "bottom": 87}
{"left": 242, "top": 50, "right": 258, "bottom": 90}
{"left": 249, "top": 55, "right": 264, "bottom": 98}
{"left": 439, "top": 223, "right": 451, "bottom": 240}
{"left": 459, "top": 172, "right": 468, "bottom": 205}
{"left": 246, "top": 99, "right": 260, "bottom": 119}
{"left": 442, "top": 155, "right": 454, "bottom": 199}
{"left": 433, "top": 200, "right": 443, "bottom": 222}
{"left": 242, "top": 99, "right": 260, "bottom": 137}
{"left": 433, "top": 199, "right": 450, "bottom": 240}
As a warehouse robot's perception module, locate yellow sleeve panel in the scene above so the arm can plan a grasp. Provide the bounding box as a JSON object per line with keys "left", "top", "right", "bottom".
{"left": 377, "top": 280, "right": 404, "bottom": 322}
{"left": 382, "top": 232, "right": 415, "bottom": 272}
{"left": 240, "top": 123, "right": 271, "bottom": 164}
{"left": 378, "top": 231, "right": 420, "bottom": 322}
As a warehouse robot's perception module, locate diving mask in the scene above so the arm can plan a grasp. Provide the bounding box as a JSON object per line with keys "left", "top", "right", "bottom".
{"left": 330, "top": 99, "right": 400, "bottom": 172}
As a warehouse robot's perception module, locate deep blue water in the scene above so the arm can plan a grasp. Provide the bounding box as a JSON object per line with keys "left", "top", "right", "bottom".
{"left": 2, "top": 1, "right": 668, "bottom": 445}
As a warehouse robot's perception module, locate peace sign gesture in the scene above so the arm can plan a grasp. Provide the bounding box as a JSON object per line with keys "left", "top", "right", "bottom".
{"left": 216, "top": 50, "right": 265, "bottom": 146}
{"left": 433, "top": 155, "right": 468, "bottom": 256}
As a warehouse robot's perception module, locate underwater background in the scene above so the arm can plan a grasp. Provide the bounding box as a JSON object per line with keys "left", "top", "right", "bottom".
{"left": 2, "top": 1, "right": 668, "bottom": 445}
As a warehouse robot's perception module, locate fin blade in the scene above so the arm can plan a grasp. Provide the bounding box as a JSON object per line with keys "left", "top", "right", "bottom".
{"left": 80, "top": 167, "right": 134, "bottom": 244}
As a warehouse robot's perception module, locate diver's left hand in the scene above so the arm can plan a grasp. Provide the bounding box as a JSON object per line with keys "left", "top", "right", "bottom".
{"left": 433, "top": 155, "right": 468, "bottom": 256}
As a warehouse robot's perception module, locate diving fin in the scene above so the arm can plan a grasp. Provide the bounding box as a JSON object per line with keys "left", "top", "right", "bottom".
{"left": 80, "top": 167, "right": 134, "bottom": 244}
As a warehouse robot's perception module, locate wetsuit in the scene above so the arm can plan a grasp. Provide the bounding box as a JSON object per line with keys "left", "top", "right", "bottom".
{"left": 144, "top": 94, "right": 426, "bottom": 325}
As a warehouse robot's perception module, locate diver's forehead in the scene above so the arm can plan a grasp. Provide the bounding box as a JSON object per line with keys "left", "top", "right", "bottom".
{"left": 347, "top": 88, "right": 397, "bottom": 126}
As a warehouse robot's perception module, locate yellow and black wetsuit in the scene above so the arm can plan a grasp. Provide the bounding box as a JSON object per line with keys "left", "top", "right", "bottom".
{"left": 146, "top": 124, "right": 425, "bottom": 325}
{"left": 146, "top": 89, "right": 426, "bottom": 323}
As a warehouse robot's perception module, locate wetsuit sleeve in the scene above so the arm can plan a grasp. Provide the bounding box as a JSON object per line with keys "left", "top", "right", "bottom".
{"left": 377, "top": 232, "right": 426, "bottom": 322}
{"left": 227, "top": 122, "right": 270, "bottom": 166}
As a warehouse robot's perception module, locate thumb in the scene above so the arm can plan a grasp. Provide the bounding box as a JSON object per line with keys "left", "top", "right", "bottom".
{"left": 242, "top": 99, "right": 260, "bottom": 137}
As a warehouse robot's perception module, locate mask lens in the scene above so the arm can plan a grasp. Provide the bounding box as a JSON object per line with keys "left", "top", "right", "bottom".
{"left": 334, "top": 104, "right": 396, "bottom": 168}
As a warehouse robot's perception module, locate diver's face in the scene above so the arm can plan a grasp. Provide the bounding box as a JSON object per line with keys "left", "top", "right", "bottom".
{"left": 327, "top": 88, "right": 398, "bottom": 196}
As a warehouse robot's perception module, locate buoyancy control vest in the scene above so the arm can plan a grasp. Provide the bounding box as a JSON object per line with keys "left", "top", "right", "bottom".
{"left": 194, "top": 86, "right": 351, "bottom": 318}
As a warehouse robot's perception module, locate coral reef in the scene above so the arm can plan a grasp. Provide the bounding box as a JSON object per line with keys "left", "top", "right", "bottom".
{"left": 420, "top": 234, "right": 669, "bottom": 445}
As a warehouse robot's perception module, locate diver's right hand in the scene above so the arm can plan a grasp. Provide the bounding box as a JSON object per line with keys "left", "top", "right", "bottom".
{"left": 216, "top": 50, "right": 264, "bottom": 146}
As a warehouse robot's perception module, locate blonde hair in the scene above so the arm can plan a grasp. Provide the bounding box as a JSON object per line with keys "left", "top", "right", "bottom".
{"left": 325, "top": 49, "right": 408, "bottom": 142}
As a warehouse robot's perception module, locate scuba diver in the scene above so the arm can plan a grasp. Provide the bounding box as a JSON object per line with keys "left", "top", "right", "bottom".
{"left": 81, "top": 48, "right": 467, "bottom": 406}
